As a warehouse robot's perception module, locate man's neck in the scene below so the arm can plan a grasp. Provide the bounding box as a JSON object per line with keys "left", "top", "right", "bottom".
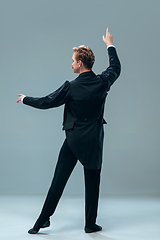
{"left": 79, "top": 68, "right": 92, "bottom": 74}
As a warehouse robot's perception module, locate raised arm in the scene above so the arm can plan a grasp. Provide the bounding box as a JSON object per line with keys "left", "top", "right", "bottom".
{"left": 99, "top": 28, "right": 121, "bottom": 90}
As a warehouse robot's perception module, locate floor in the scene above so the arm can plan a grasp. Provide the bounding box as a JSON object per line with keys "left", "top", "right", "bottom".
{"left": 0, "top": 195, "right": 160, "bottom": 240}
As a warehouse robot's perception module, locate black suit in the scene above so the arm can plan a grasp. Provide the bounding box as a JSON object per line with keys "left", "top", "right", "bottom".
{"left": 24, "top": 47, "right": 121, "bottom": 229}
{"left": 24, "top": 47, "right": 120, "bottom": 169}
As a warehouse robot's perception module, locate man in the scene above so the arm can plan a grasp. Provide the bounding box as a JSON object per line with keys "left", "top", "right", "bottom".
{"left": 16, "top": 28, "right": 121, "bottom": 234}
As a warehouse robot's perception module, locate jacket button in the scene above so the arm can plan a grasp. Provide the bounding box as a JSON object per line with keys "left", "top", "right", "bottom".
{"left": 84, "top": 118, "right": 87, "bottom": 121}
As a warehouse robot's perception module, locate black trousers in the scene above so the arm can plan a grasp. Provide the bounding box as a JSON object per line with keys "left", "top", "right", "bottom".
{"left": 36, "top": 139, "right": 101, "bottom": 228}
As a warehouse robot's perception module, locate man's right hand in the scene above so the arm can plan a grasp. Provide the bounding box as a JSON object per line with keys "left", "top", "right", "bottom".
{"left": 16, "top": 94, "right": 26, "bottom": 103}
{"left": 103, "top": 28, "right": 113, "bottom": 47}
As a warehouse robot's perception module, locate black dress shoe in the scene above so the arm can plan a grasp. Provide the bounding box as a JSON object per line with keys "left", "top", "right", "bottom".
{"left": 85, "top": 224, "right": 102, "bottom": 233}
{"left": 41, "top": 220, "right": 50, "bottom": 228}
{"left": 28, "top": 226, "right": 40, "bottom": 234}
{"left": 28, "top": 220, "right": 50, "bottom": 234}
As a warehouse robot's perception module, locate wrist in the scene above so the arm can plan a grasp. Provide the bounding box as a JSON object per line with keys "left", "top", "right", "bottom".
{"left": 106, "top": 42, "right": 113, "bottom": 47}
{"left": 21, "top": 95, "right": 26, "bottom": 103}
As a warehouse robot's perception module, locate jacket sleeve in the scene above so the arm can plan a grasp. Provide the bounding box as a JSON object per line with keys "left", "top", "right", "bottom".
{"left": 23, "top": 81, "right": 70, "bottom": 109}
{"left": 98, "top": 47, "right": 121, "bottom": 91}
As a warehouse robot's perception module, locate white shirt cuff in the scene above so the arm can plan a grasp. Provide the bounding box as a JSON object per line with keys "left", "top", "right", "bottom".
{"left": 107, "top": 45, "right": 115, "bottom": 49}
{"left": 21, "top": 96, "right": 26, "bottom": 103}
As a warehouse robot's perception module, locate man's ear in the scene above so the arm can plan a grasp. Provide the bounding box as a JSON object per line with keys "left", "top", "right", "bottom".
{"left": 78, "top": 60, "right": 83, "bottom": 68}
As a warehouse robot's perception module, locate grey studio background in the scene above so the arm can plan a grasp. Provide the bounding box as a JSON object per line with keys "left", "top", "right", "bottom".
{"left": 0, "top": 0, "right": 160, "bottom": 196}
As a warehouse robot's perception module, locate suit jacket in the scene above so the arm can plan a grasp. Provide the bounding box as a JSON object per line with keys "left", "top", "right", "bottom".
{"left": 23, "top": 47, "right": 121, "bottom": 169}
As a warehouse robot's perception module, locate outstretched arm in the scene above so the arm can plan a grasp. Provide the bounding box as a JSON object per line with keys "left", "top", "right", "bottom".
{"left": 16, "top": 81, "right": 70, "bottom": 109}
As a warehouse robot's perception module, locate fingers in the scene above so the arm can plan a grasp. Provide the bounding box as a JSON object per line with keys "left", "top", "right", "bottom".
{"left": 103, "top": 28, "right": 109, "bottom": 41}
{"left": 106, "top": 28, "right": 109, "bottom": 36}
{"left": 16, "top": 94, "right": 23, "bottom": 103}
{"left": 103, "top": 28, "right": 112, "bottom": 41}
{"left": 103, "top": 28, "right": 111, "bottom": 40}
{"left": 103, "top": 28, "right": 113, "bottom": 46}
{"left": 106, "top": 28, "right": 112, "bottom": 37}
{"left": 16, "top": 97, "right": 21, "bottom": 103}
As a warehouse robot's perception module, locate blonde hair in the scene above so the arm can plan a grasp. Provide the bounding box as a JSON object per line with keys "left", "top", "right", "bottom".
{"left": 73, "top": 45, "right": 95, "bottom": 69}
